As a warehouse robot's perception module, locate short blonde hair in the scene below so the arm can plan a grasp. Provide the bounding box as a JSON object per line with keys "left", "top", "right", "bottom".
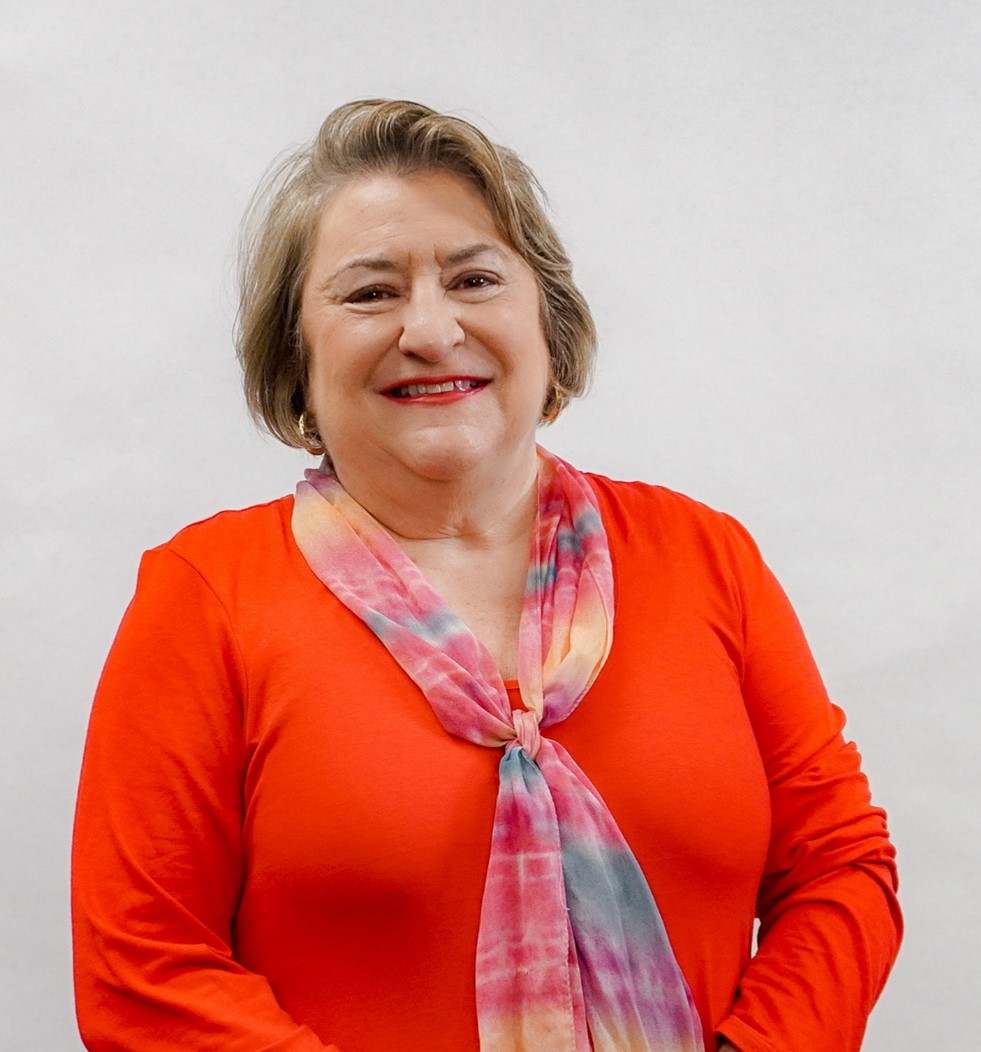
{"left": 237, "top": 99, "right": 596, "bottom": 448}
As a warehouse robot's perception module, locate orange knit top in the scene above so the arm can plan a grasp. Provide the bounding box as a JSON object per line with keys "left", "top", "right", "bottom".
{"left": 72, "top": 476, "right": 901, "bottom": 1051}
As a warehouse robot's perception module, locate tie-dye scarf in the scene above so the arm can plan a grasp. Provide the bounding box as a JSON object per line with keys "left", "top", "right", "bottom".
{"left": 292, "top": 448, "right": 703, "bottom": 1052}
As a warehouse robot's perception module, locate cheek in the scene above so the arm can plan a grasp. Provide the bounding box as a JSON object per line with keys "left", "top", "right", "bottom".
{"left": 530, "top": 330, "right": 553, "bottom": 388}
{"left": 304, "top": 326, "right": 356, "bottom": 397}
{"left": 304, "top": 350, "right": 349, "bottom": 430}
{"left": 304, "top": 349, "right": 329, "bottom": 410}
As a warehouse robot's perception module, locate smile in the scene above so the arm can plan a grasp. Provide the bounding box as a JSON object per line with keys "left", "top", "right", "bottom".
{"left": 386, "top": 379, "right": 488, "bottom": 399}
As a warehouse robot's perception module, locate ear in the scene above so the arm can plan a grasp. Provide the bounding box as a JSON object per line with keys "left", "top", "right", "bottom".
{"left": 297, "top": 411, "right": 327, "bottom": 455}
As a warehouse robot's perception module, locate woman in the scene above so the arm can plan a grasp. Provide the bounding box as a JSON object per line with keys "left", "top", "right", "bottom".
{"left": 72, "top": 99, "right": 902, "bottom": 1051}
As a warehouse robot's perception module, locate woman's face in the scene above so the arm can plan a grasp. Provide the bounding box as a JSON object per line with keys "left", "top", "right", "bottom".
{"left": 299, "top": 170, "right": 551, "bottom": 489}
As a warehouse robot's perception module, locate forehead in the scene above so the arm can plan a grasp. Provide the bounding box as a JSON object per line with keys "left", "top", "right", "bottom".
{"left": 308, "top": 170, "right": 509, "bottom": 267}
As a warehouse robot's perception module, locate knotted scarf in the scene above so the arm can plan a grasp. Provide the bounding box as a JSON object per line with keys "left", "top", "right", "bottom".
{"left": 292, "top": 448, "right": 703, "bottom": 1052}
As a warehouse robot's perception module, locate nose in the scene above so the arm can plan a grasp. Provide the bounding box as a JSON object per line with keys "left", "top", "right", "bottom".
{"left": 397, "top": 285, "right": 465, "bottom": 360}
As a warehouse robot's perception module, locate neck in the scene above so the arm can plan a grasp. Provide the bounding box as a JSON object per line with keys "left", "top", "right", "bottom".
{"left": 330, "top": 443, "right": 541, "bottom": 548}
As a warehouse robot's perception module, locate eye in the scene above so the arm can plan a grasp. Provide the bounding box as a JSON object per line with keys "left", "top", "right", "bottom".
{"left": 346, "top": 285, "right": 395, "bottom": 305}
{"left": 453, "top": 272, "right": 499, "bottom": 292}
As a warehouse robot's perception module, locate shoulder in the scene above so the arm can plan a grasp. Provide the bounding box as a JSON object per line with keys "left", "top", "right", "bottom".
{"left": 584, "top": 471, "right": 768, "bottom": 587}
{"left": 135, "top": 495, "right": 298, "bottom": 604}
{"left": 157, "top": 495, "right": 294, "bottom": 566}
{"left": 585, "top": 472, "right": 714, "bottom": 518}
{"left": 585, "top": 472, "right": 746, "bottom": 543}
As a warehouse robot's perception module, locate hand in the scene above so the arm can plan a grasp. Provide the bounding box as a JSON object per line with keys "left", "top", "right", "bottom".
{"left": 717, "top": 1043, "right": 740, "bottom": 1051}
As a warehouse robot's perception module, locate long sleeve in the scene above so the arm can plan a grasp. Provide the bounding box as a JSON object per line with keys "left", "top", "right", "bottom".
{"left": 73, "top": 484, "right": 902, "bottom": 1051}
{"left": 713, "top": 516, "right": 902, "bottom": 1052}
{"left": 72, "top": 547, "right": 336, "bottom": 1051}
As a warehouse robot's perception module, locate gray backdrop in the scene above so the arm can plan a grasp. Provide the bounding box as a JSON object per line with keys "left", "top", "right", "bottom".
{"left": 3, "top": 1, "right": 978, "bottom": 1047}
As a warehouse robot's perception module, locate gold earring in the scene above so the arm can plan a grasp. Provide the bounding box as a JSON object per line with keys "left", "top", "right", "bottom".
{"left": 298, "top": 411, "right": 326, "bottom": 454}
{"left": 541, "top": 387, "right": 566, "bottom": 424}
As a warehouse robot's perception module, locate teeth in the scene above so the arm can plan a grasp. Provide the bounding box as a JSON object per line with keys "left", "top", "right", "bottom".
{"left": 393, "top": 380, "right": 482, "bottom": 397}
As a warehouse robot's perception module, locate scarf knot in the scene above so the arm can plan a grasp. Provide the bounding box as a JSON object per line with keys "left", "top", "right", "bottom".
{"left": 509, "top": 707, "right": 542, "bottom": 761}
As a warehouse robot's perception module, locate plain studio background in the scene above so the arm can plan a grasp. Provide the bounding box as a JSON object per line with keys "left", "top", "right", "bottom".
{"left": 2, "top": 1, "right": 978, "bottom": 1047}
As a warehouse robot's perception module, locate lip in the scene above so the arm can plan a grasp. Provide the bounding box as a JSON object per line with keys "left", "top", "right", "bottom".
{"left": 380, "top": 375, "right": 490, "bottom": 404}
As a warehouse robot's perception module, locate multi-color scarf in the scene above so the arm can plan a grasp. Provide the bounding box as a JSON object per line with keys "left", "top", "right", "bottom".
{"left": 292, "top": 448, "right": 703, "bottom": 1052}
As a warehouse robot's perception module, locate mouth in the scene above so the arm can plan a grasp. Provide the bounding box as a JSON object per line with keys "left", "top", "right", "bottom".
{"left": 383, "top": 377, "right": 489, "bottom": 399}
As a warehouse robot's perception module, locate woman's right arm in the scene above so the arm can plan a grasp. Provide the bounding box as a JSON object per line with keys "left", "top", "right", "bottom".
{"left": 72, "top": 548, "right": 335, "bottom": 1051}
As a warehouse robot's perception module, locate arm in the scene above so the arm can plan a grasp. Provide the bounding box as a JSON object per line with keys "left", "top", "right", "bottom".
{"left": 712, "top": 517, "right": 902, "bottom": 1052}
{"left": 72, "top": 549, "right": 336, "bottom": 1051}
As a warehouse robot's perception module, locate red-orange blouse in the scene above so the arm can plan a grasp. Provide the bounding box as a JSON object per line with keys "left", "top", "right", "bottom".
{"left": 72, "top": 476, "right": 901, "bottom": 1051}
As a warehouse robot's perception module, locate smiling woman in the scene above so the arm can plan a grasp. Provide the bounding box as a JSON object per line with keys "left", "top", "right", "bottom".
{"left": 71, "top": 99, "right": 901, "bottom": 1052}
{"left": 300, "top": 171, "right": 551, "bottom": 514}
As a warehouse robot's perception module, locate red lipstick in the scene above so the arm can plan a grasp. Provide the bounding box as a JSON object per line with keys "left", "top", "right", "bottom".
{"left": 381, "top": 376, "right": 490, "bottom": 404}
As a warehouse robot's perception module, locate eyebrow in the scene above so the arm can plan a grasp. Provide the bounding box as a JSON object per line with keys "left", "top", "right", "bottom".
{"left": 443, "top": 242, "right": 501, "bottom": 266}
{"left": 321, "top": 256, "right": 399, "bottom": 289}
{"left": 321, "top": 242, "right": 504, "bottom": 290}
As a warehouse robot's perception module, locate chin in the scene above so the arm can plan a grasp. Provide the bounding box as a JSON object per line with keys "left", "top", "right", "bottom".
{"left": 397, "top": 443, "right": 484, "bottom": 482}
{"left": 392, "top": 427, "right": 522, "bottom": 483}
